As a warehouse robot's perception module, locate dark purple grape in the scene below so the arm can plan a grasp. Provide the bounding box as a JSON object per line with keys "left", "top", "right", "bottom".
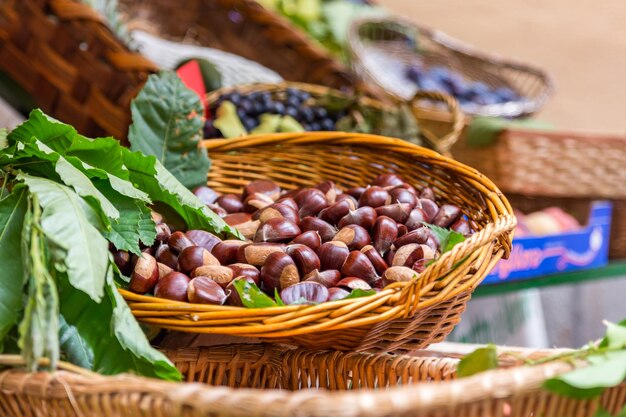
{"left": 310, "top": 122, "right": 321, "bottom": 131}
{"left": 243, "top": 117, "right": 257, "bottom": 131}
{"left": 236, "top": 108, "right": 247, "bottom": 120}
{"left": 313, "top": 107, "right": 328, "bottom": 119}
{"left": 239, "top": 99, "right": 253, "bottom": 113}
{"left": 286, "top": 96, "right": 300, "bottom": 108}
{"left": 229, "top": 92, "right": 242, "bottom": 105}
{"left": 320, "top": 118, "right": 335, "bottom": 131}
{"left": 300, "top": 107, "right": 315, "bottom": 123}
{"left": 285, "top": 106, "right": 299, "bottom": 119}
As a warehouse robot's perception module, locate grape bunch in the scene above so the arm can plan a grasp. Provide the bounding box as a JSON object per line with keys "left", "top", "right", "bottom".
{"left": 205, "top": 88, "right": 345, "bottom": 138}
{"left": 405, "top": 64, "right": 521, "bottom": 107}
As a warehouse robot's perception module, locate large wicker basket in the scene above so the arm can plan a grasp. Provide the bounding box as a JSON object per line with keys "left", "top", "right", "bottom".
{"left": 348, "top": 16, "right": 554, "bottom": 118}
{"left": 119, "top": 132, "right": 515, "bottom": 353}
{"left": 452, "top": 128, "right": 626, "bottom": 259}
{"left": 205, "top": 82, "right": 464, "bottom": 154}
{"left": 1, "top": 344, "right": 624, "bottom": 417}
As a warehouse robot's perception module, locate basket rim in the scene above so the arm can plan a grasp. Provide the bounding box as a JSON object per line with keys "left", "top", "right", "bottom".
{"left": 121, "top": 132, "right": 515, "bottom": 340}
{"left": 347, "top": 15, "right": 556, "bottom": 118}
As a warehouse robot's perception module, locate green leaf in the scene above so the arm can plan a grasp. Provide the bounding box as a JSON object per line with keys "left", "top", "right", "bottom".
{"left": 457, "top": 344, "right": 498, "bottom": 377}
{"left": 345, "top": 288, "right": 376, "bottom": 299}
{"left": 0, "top": 128, "right": 7, "bottom": 150}
{"left": 0, "top": 188, "right": 28, "bottom": 340}
{"left": 213, "top": 101, "right": 247, "bottom": 138}
{"left": 233, "top": 280, "right": 277, "bottom": 308}
{"left": 58, "top": 314, "right": 94, "bottom": 370}
{"left": 321, "top": 1, "right": 386, "bottom": 45}
{"left": 274, "top": 288, "right": 285, "bottom": 306}
{"left": 121, "top": 148, "right": 242, "bottom": 239}
{"left": 98, "top": 180, "right": 156, "bottom": 254}
{"left": 544, "top": 351, "right": 626, "bottom": 399}
{"left": 19, "top": 174, "right": 109, "bottom": 302}
{"left": 128, "top": 71, "right": 210, "bottom": 189}
{"left": 466, "top": 116, "right": 553, "bottom": 148}
{"left": 8, "top": 110, "right": 75, "bottom": 150}
{"left": 592, "top": 408, "right": 613, "bottom": 417}
{"left": 426, "top": 223, "right": 466, "bottom": 253}
{"left": 57, "top": 269, "right": 181, "bottom": 380}
{"left": 605, "top": 321, "right": 626, "bottom": 349}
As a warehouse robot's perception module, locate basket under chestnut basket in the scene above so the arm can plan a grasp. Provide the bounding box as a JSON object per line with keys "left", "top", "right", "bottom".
{"left": 119, "top": 132, "right": 515, "bottom": 353}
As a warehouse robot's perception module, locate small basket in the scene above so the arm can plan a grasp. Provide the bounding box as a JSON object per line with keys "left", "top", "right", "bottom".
{"left": 348, "top": 16, "right": 554, "bottom": 118}
{"left": 1, "top": 344, "right": 625, "bottom": 417}
{"left": 205, "top": 82, "right": 464, "bottom": 154}
{"left": 452, "top": 128, "right": 626, "bottom": 258}
{"left": 119, "top": 132, "right": 515, "bottom": 353}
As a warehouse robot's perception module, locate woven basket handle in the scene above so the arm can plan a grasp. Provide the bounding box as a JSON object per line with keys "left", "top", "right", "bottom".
{"left": 409, "top": 91, "right": 464, "bottom": 157}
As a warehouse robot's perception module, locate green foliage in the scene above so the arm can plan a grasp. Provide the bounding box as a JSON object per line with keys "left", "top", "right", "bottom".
{"left": 426, "top": 223, "right": 466, "bottom": 253}
{"left": 344, "top": 288, "right": 376, "bottom": 299}
{"left": 233, "top": 279, "right": 278, "bottom": 308}
{"left": 457, "top": 344, "right": 498, "bottom": 377}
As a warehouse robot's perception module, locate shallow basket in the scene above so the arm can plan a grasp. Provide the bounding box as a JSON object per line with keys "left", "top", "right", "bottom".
{"left": 119, "top": 132, "right": 515, "bottom": 353}
{"left": 452, "top": 128, "right": 626, "bottom": 259}
{"left": 348, "top": 16, "right": 554, "bottom": 118}
{"left": 206, "top": 82, "right": 464, "bottom": 154}
{"left": 1, "top": 344, "right": 625, "bottom": 417}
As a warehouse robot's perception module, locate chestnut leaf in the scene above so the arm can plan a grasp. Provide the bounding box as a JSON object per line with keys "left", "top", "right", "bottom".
{"left": 426, "top": 223, "right": 465, "bottom": 253}
{"left": 457, "top": 344, "right": 498, "bottom": 378}
{"left": 345, "top": 289, "right": 376, "bottom": 299}
{"left": 232, "top": 279, "right": 277, "bottom": 308}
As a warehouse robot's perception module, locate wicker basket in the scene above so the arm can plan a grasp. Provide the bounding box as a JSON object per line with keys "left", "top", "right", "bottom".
{"left": 1, "top": 344, "right": 624, "bottom": 417}
{"left": 452, "top": 128, "right": 626, "bottom": 259}
{"left": 348, "top": 16, "right": 554, "bottom": 118}
{"left": 119, "top": 132, "right": 515, "bottom": 353}
{"left": 206, "top": 82, "right": 464, "bottom": 154}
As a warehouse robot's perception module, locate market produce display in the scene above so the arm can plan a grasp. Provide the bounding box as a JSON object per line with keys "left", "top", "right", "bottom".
{"left": 120, "top": 175, "right": 472, "bottom": 307}
{"left": 514, "top": 207, "right": 581, "bottom": 237}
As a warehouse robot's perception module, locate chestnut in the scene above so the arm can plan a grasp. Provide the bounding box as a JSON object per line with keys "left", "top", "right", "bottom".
{"left": 317, "top": 241, "right": 350, "bottom": 271}
{"left": 178, "top": 246, "right": 220, "bottom": 273}
{"left": 304, "top": 269, "right": 342, "bottom": 288}
{"left": 397, "top": 224, "right": 408, "bottom": 237}
{"left": 188, "top": 276, "right": 229, "bottom": 305}
{"left": 420, "top": 187, "right": 436, "bottom": 201}
{"left": 261, "top": 251, "right": 299, "bottom": 291}
{"left": 336, "top": 194, "right": 358, "bottom": 206}
{"left": 315, "top": 180, "right": 338, "bottom": 203}
{"left": 337, "top": 276, "right": 372, "bottom": 291}
{"left": 432, "top": 204, "right": 462, "bottom": 228}
{"left": 358, "top": 186, "right": 390, "bottom": 208}
{"left": 385, "top": 248, "right": 396, "bottom": 266}
{"left": 128, "top": 253, "right": 159, "bottom": 294}
{"left": 295, "top": 188, "right": 328, "bottom": 218}
{"left": 327, "top": 287, "right": 351, "bottom": 301}
{"left": 193, "top": 185, "right": 220, "bottom": 205}
{"left": 382, "top": 266, "right": 416, "bottom": 286}
{"left": 290, "top": 230, "right": 322, "bottom": 251}
{"left": 389, "top": 187, "right": 417, "bottom": 208}
{"left": 332, "top": 224, "right": 371, "bottom": 250}
{"left": 224, "top": 212, "right": 253, "bottom": 226}
{"left": 155, "top": 223, "right": 171, "bottom": 243}
{"left": 243, "top": 193, "right": 274, "bottom": 213}
{"left": 212, "top": 240, "right": 248, "bottom": 264}
{"left": 215, "top": 193, "right": 244, "bottom": 214}
{"left": 151, "top": 211, "right": 164, "bottom": 225}
{"left": 254, "top": 218, "right": 300, "bottom": 243}
{"left": 167, "top": 231, "right": 194, "bottom": 254}
{"left": 235, "top": 220, "right": 261, "bottom": 240}
{"left": 276, "top": 197, "right": 298, "bottom": 212}
{"left": 253, "top": 203, "right": 299, "bottom": 224}
{"left": 154, "top": 271, "right": 190, "bottom": 302}
{"left": 412, "top": 259, "right": 429, "bottom": 274}
{"left": 393, "top": 228, "right": 429, "bottom": 248}
{"left": 141, "top": 246, "right": 154, "bottom": 256}
{"left": 237, "top": 242, "right": 285, "bottom": 266}
{"left": 280, "top": 281, "right": 329, "bottom": 305}
{"left": 451, "top": 218, "right": 472, "bottom": 236}
{"left": 375, "top": 203, "right": 412, "bottom": 223}
{"left": 207, "top": 203, "right": 228, "bottom": 218}
{"left": 226, "top": 276, "right": 257, "bottom": 306}
{"left": 360, "top": 245, "right": 388, "bottom": 275}
{"left": 341, "top": 251, "right": 378, "bottom": 285}
{"left": 157, "top": 262, "right": 174, "bottom": 279}
{"left": 155, "top": 244, "right": 179, "bottom": 270}
{"left": 286, "top": 244, "right": 321, "bottom": 276}
{"left": 372, "top": 216, "right": 398, "bottom": 255}
{"left": 191, "top": 265, "right": 234, "bottom": 288}
{"left": 372, "top": 173, "right": 404, "bottom": 188}
{"left": 337, "top": 206, "right": 377, "bottom": 231}
{"left": 243, "top": 179, "right": 281, "bottom": 201}
{"left": 185, "top": 230, "right": 221, "bottom": 253}
{"left": 318, "top": 199, "right": 356, "bottom": 225}
{"left": 418, "top": 199, "right": 439, "bottom": 222}
{"left": 300, "top": 216, "right": 337, "bottom": 242}
{"left": 395, "top": 183, "right": 418, "bottom": 195}
{"left": 113, "top": 250, "right": 131, "bottom": 275}
{"left": 227, "top": 263, "right": 261, "bottom": 286}
{"left": 346, "top": 187, "right": 366, "bottom": 199}
{"left": 391, "top": 243, "right": 433, "bottom": 267}
{"left": 405, "top": 208, "right": 428, "bottom": 231}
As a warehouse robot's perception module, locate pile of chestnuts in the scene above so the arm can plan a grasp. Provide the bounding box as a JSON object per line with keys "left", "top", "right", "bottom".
{"left": 112, "top": 174, "right": 473, "bottom": 307}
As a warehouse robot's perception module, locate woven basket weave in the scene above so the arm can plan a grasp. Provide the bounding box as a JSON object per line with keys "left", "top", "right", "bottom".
{"left": 452, "top": 128, "right": 626, "bottom": 258}
{"left": 1, "top": 344, "right": 624, "bottom": 417}
{"left": 119, "top": 132, "right": 515, "bottom": 353}
{"left": 206, "top": 82, "right": 464, "bottom": 154}
{"left": 348, "top": 16, "right": 554, "bottom": 118}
